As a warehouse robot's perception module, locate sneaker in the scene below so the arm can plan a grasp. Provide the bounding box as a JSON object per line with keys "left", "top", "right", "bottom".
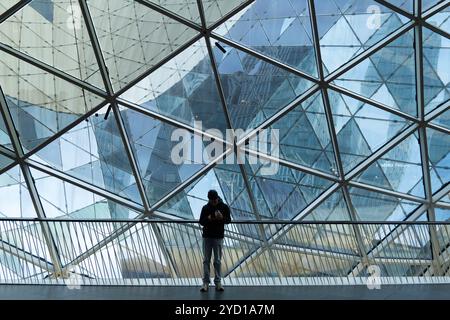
{"left": 215, "top": 283, "right": 224, "bottom": 292}
{"left": 200, "top": 284, "right": 209, "bottom": 292}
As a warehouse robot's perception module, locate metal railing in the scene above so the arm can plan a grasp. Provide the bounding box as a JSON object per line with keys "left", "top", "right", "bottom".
{"left": 0, "top": 218, "right": 449, "bottom": 286}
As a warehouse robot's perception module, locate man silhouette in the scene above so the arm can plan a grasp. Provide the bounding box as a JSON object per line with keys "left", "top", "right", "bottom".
{"left": 199, "top": 190, "right": 231, "bottom": 292}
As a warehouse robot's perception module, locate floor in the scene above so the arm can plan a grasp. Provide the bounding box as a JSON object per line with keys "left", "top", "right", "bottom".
{"left": 0, "top": 283, "right": 450, "bottom": 300}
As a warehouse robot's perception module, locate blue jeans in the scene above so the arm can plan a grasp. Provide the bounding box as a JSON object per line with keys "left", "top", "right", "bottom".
{"left": 202, "top": 237, "right": 223, "bottom": 285}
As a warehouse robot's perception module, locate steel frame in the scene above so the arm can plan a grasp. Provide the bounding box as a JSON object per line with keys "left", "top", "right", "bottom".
{"left": 0, "top": 0, "right": 448, "bottom": 280}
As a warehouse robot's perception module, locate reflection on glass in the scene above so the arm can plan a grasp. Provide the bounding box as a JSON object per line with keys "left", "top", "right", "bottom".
{"left": 215, "top": 0, "right": 317, "bottom": 76}
{"left": 0, "top": 51, "right": 104, "bottom": 153}
{"left": 120, "top": 39, "right": 229, "bottom": 135}
{"left": 355, "top": 131, "right": 424, "bottom": 197}
{"left": 0, "top": 0, "right": 105, "bottom": 89}
{"left": 31, "top": 106, "right": 142, "bottom": 204}
{"left": 87, "top": 0, "right": 198, "bottom": 91}
{"left": 213, "top": 43, "right": 314, "bottom": 131}
{"left": 334, "top": 30, "right": 417, "bottom": 116}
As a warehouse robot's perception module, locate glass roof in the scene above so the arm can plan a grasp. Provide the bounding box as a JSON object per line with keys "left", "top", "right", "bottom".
{"left": 0, "top": 0, "right": 448, "bottom": 281}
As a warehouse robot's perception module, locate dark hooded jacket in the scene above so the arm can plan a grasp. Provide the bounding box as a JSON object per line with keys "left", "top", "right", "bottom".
{"left": 199, "top": 198, "right": 231, "bottom": 238}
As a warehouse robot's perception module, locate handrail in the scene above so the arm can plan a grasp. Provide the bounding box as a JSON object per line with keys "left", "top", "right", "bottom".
{"left": 0, "top": 217, "right": 449, "bottom": 225}
{"left": 0, "top": 218, "right": 448, "bottom": 286}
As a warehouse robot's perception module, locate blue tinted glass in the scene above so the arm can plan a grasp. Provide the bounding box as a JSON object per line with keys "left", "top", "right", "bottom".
{"left": 215, "top": 0, "right": 317, "bottom": 77}
{"left": 31, "top": 106, "right": 142, "bottom": 204}
{"left": 213, "top": 43, "right": 315, "bottom": 131}
{"left": 334, "top": 30, "right": 417, "bottom": 116}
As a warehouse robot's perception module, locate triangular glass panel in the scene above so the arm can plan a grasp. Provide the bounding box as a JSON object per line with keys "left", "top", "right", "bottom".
{"left": 383, "top": 0, "right": 414, "bottom": 13}
{"left": 215, "top": 0, "right": 317, "bottom": 77}
{"left": 0, "top": 165, "right": 38, "bottom": 218}
{"left": 327, "top": 90, "right": 411, "bottom": 173}
{"left": 157, "top": 168, "right": 222, "bottom": 219}
{"left": 427, "top": 127, "right": 449, "bottom": 193}
{"left": 246, "top": 91, "right": 337, "bottom": 175}
{"left": 120, "top": 39, "right": 229, "bottom": 135}
{"left": 423, "top": 0, "right": 443, "bottom": 12}
{"left": 158, "top": 162, "right": 266, "bottom": 242}
{"left": 0, "top": 152, "right": 14, "bottom": 172}
{"left": 87, "top": 0, "right": 198, "bottom": 91}
{"left": 147, "top": 0, "right": 201, "bottom": 23}
{"left": 212, "top": 42, "right": 315, "bottom": 131}
{"left": 0, "top": 1, "right": 20, "bottom": 16}
{"left": 245, "top": 157, "right": 334, "bottom": 220}
{"left": 0, "top": 112, "right": 13, "bottom": 150}
{"left": 118, "top": 106, "right": 212, "bottom": 207}
{"left": 431, "top": 109, "right": 449, "bottom": 130}
{"left": 201, "top": 0, "right": 248, "bottom": 26}
{"left": 435, "top": 208, "right": 450, "bottom": 221}
{"left": 334, "top": 30, "right": 417, "bottom": 116}
{"left": 354, "top": 130, "right": 425, "bottom": 197}
{"left": 30, "top": 166, "right": 140, "bottom": 220}
{"left": 219, "top": 163, "right": 272, "bottom": 240}
{"left": 295, "top": 188, "right": 362, "bottom": 256}
{"left": 0, "top": 51, "right": 105, "bottom": 153}
{"left": 349, "top": 186, "right": 421, "bottom": 221}
{"left": 316, "top": 0, "right": 409, "bottom": 75}
{"left": 423, "top": 27, "right": 450, "bottom": 113}
{"left": 304, "top": 188, "right": 352, "bottom": 221}
{"left": 30, "top": 106, "right": 142, "bottom": 204}
{"left": 426, "top": 7, "right": 450, "bottom": 34}
{"left": 0, "top": 0, "right": 105, "bottom": 89}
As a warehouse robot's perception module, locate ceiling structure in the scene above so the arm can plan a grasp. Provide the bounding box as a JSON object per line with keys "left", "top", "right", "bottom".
{"left": 0, "top": 0, "right": 449, "bottom": 282}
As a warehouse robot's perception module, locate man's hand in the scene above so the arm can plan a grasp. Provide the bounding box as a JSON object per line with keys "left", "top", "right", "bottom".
{"left": 215, "top": 211, "right": 223, "bottom": 220}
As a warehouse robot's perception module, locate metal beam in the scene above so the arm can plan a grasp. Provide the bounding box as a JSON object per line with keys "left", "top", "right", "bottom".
{"left": 0, "top": 86, "right": 64, "bottom": 277}
{"left": 432, "top": 183, "right": 450, "bottom": 203}
{"left": 348, "top": 181, "right": 427, "bottom": 204}
{"left": 272, "top": 243, "right": 432, "bottom": 266}
{"left": 111, "top": 102, "right": 151, "bottom": 211}
{"left": 349, "top": 202, "right": 429, "bottom": 275}
{"left": 117, "top": 98, "right": 232, "bottom": 146}
{"left": 374, "top": 0, "right": 415, "bottom": 20}
{"left": 210, "top": 33, "right": 319, "bottom": 83}
{"left": 22, "top": 101, "right": 109, "bottom": 160}
{"left": 197, "top": 0, "right": 281, "bottom": 276}
{"left": 0, "top": 145, "right": 16, "bottom": 159}
{"left": 325, "top": 21, "right": 415, "bottom": 82}
{"left": 328, "top": 83, "right": 419, "bottom": 123}
{"left": 425, "top": 100, "right": 449, "bottom": 123}
{"left": 427, "top": 123, "right": 450, "bottom": 135}
{"left": 345, "top": 123, "right": 418, "bottom": 181}
{"left": 112, "top": 33, "right": 203, "bottom": 99}
{"left": 415, "top": 0, "right": 443, "bottom": 276}
{"left": 308, "top": 0, "right": 369, "bottom": 269}
{"left": 0, "top": 239, "right": 55, "bottom": 273}
{"left": 208, "top": 0, "right": 255, "bottom": 31}
{"left": 423, "top": 21, "right": 450, "bottom": 40}
{"left": 0, "top": 0, "right": 32, "bottom": 24}
{"left": 25, "top": 158, "right": 145, "bottom": 212}
{"left": 243, "top": 147, "right": 339, "bottom": 182}
{"left": 0, "top": 159, "right": 17, "bottom": 176}
{"left": 236, "top": 84, "right": 320, "bottom": 146}
{"left": 422, "top": 0, "right": 450, "bottom": 20}
{"left": 78, "top": 0, "right": 114, "bottom": 96}
{"left": 135, "top": 0, "right": 202, "bottom": 32}
{"left": 226, "top": 183, "right": 340, "bottom": 277}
